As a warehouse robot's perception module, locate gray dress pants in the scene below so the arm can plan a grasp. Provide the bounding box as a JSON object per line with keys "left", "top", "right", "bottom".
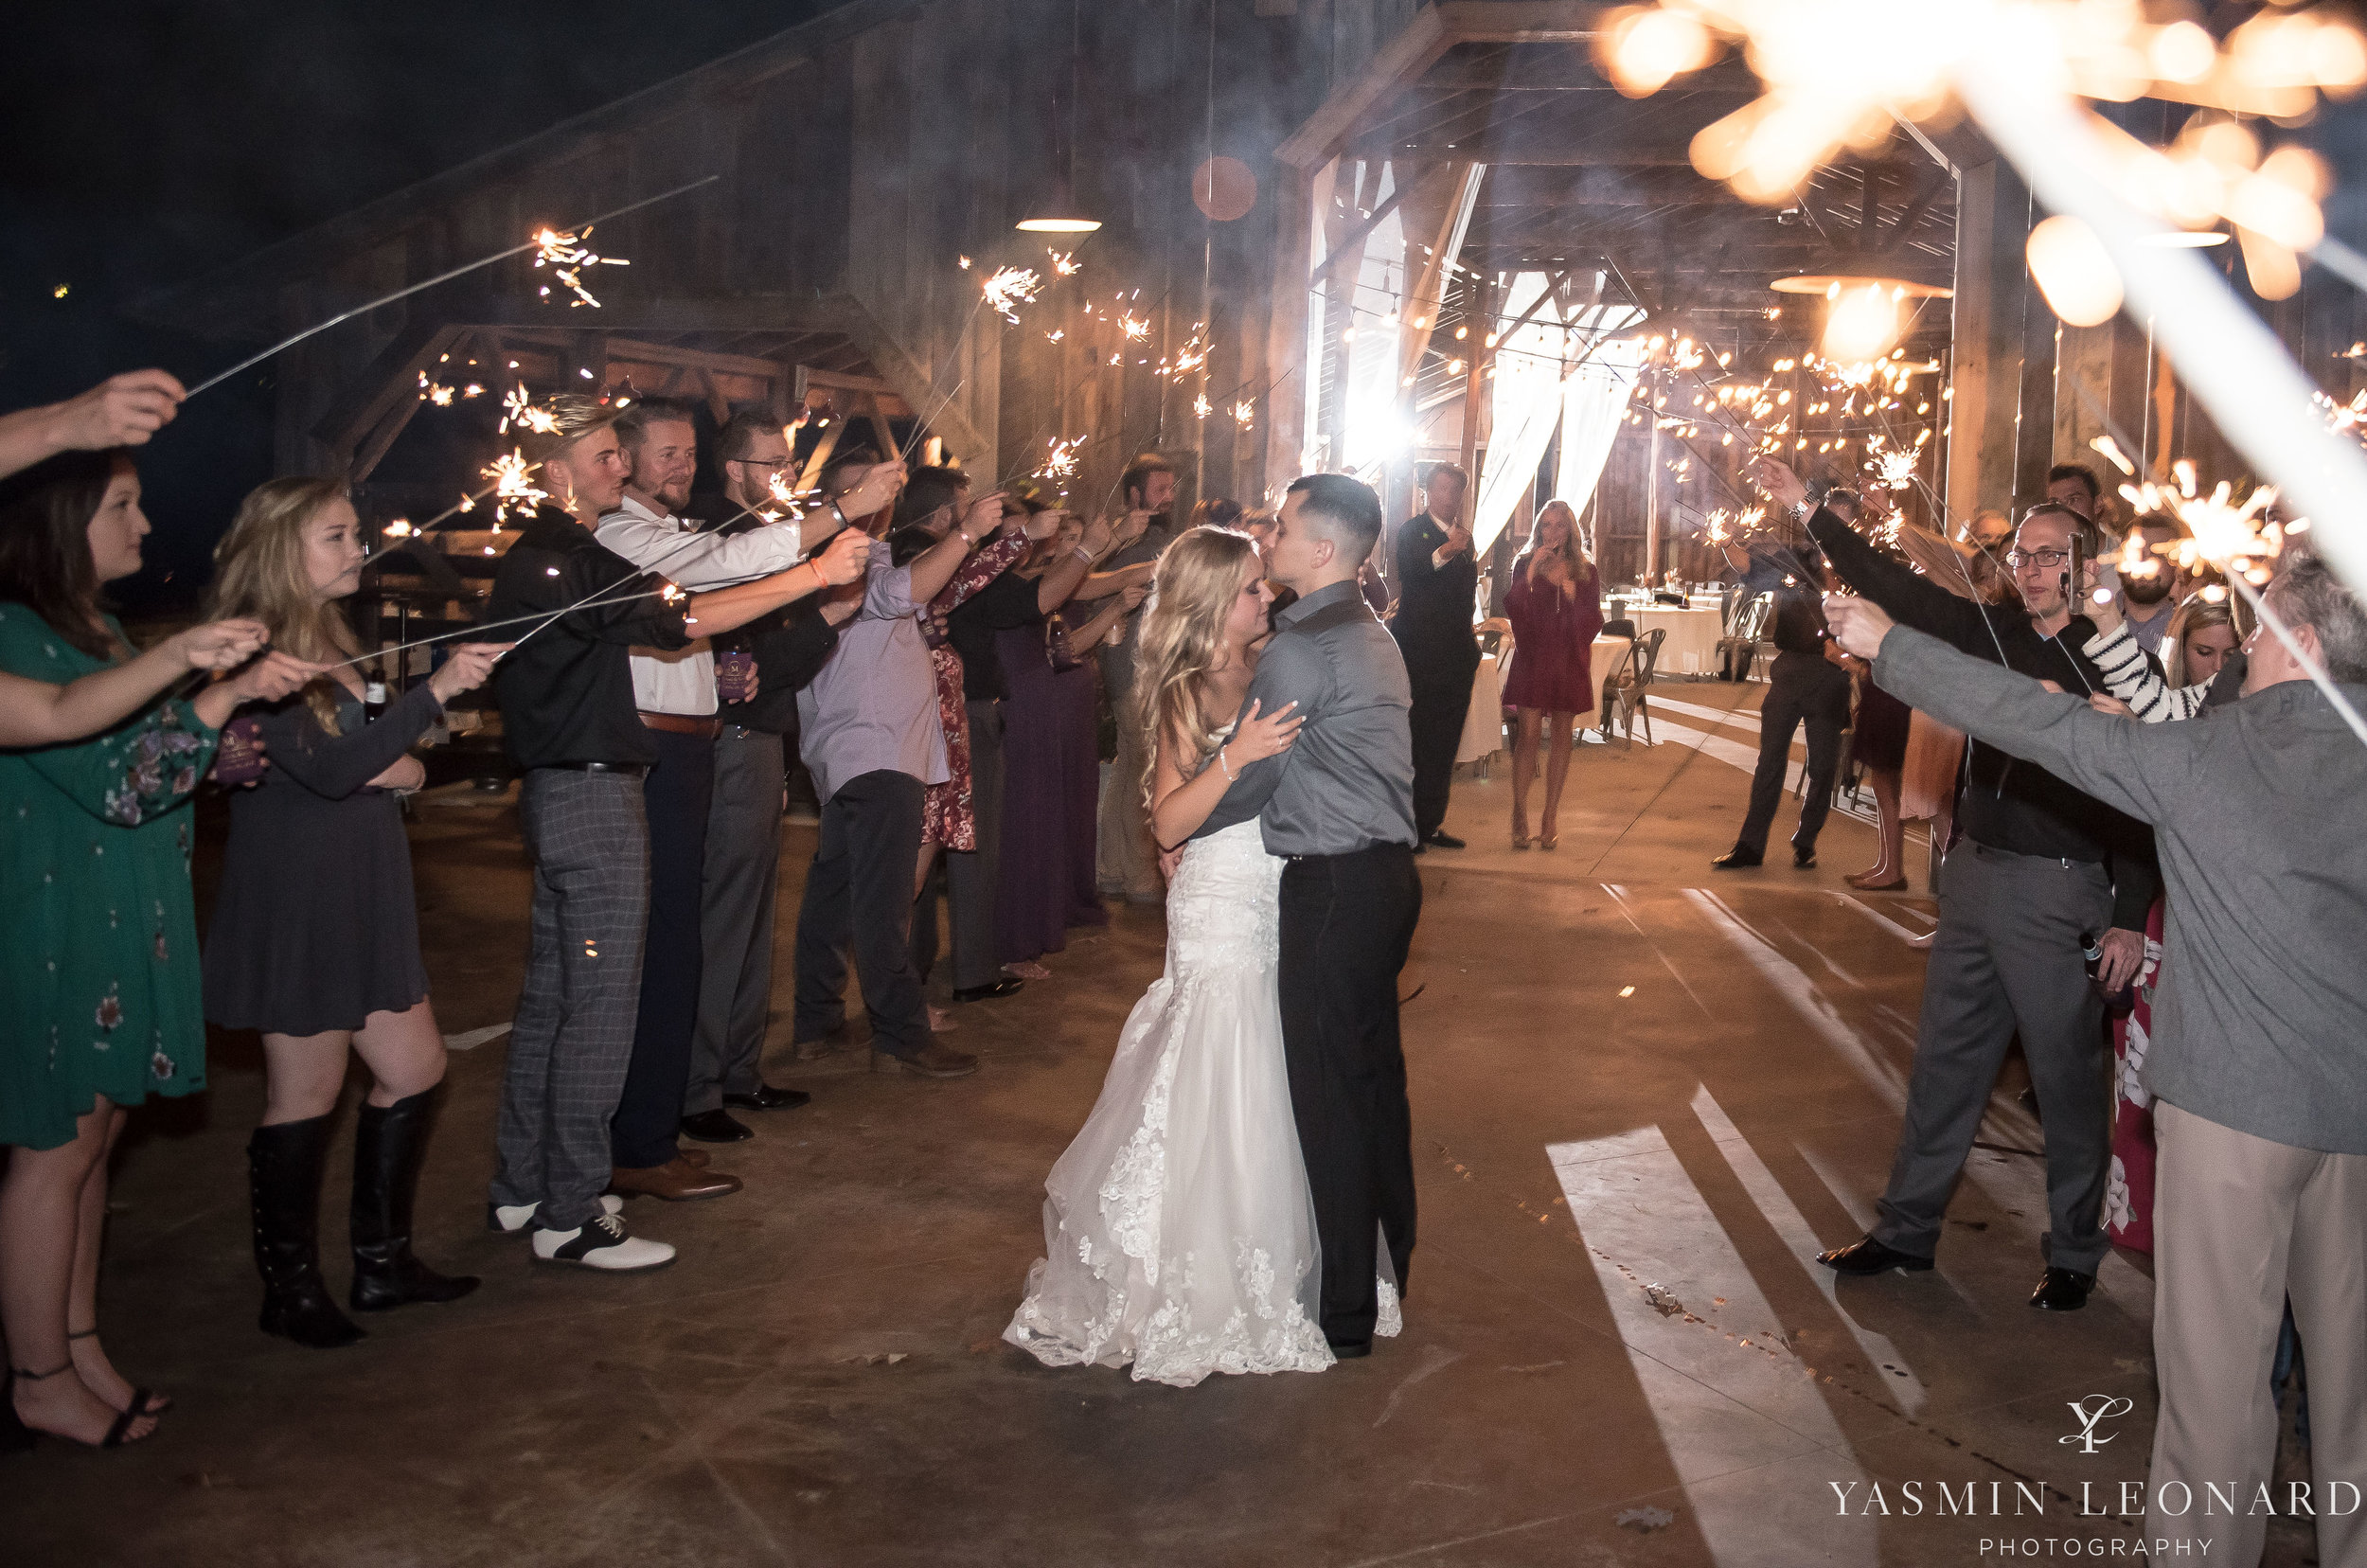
{"left": 685, "top": 726, "right": 785, "bottom": 1114}
{"left": 1871, "top": 841, "right": 2115, "bottom": 1274}
{"left": 492, "top": 768, "right": 650, "bottom": 1231}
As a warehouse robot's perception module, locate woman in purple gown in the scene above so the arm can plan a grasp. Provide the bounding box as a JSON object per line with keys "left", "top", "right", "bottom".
{"left": 1500, "top": 500, "right": 1603, "bottom": 850}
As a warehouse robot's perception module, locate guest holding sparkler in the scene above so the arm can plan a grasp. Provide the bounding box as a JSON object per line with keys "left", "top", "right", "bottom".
{"left": 1825, "top": 562, "right": 2367, "bottom": 1568}
{"left": 1755, "top": 458, "right": 2160, "bottom": 1313}
{"left": 0, "top": 370, "right": 187, "bottom": 480}
{"left": 790, "top": 472, "right": 1009, "bottom": 1078}
{"left": 0, "top": 448, "right": 311, "bottom": 1447}
{"left": 680, "top": 414, "right": 865, "bottom": 1144}
{"left": 1077, "top": 454, "right": 1173, "bottom": 904}
{"left": 1712, "top": 513, "right": 1847, "bottom": 871}
{"left": 201, "top": 478, "right": 507, "bottom": 1348}
{"left": 487, "top": 395, "right": 867, "bottom": 1273}
{"left": 593, "top": 399, "right": 890, "bottom": 1203}
{"left": 1500, "top": 499, "right": 1602, "bottom": 852}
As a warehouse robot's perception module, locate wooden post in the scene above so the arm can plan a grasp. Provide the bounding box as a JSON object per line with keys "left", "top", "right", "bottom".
{"left": 1456, "top": 274, "right": 1492, "bottom": 488}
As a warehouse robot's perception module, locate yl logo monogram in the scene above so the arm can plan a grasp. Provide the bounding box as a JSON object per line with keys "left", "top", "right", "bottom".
{"left": 2060, "top": 1395, "right": 2135, "bottom": 1455}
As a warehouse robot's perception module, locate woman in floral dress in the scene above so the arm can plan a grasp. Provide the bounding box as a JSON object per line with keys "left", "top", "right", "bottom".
{"left": 0, "top": 449, "right": 307, "bottom": 1448}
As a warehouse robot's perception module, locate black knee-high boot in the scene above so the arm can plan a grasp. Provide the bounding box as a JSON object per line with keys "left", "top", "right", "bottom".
{"left": 349, "top": 1090, "right": 480, "bottom": 1313}
{"left": 248, "top": 1115, "right": 365, "bottom": 1349}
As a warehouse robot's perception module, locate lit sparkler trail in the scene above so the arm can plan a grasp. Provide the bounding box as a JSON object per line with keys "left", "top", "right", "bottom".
{"left": 485, "top": 450, "right": 547, "bottom": 526}
{"left": 500, "top": 385, "right": 561, "bottom": 436}
{"left": 982, "top": 266, "right": 1044, "bottom": 324}
{"left": 1046, "top": 249, "right": 1081, "bottom": 277}
{"left": 532, "top": 224, "right": 630, "bottom": 308}
{"left": 183, "top": 174, "right": 718, "bottom": 399}
{"left": 1233, "top": 400, "right": 1255, "bottom": 429}
{"left": 1038, "top": 437, "right": 1083, "bottom": 488}
{"left": 1118, "top": 312, "right": 1151, "bottom": 343}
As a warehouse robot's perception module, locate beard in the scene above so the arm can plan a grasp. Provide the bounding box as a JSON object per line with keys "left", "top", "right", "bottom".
{"left": 2123, "top": 574, "right": 2174, "bottom": 607}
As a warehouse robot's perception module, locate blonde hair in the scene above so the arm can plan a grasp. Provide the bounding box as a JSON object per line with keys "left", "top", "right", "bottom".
{"left": 1132, "top": 526, "right": 1260, "bottom": 798}
{"left": 520, "top": 392, "right": 624, "bottom": 464}
{"left": 1522, "top": 498, "right": 1593, "bottom": 579}
{"left": 2162, "top": 597, "right": 2240, "bottom": 689}
{"left": 206, "top": 476, "right": 363, "bottom": 734}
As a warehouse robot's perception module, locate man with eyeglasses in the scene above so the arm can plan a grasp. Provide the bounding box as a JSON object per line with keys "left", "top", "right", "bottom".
{"left": 1748, "top": 459, "right": 2159, "bottom": 1315}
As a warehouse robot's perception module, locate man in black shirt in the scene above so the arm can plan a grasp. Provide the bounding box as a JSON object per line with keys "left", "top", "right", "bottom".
{"left": 1390, "top": 462, "right": 1480, "bottom": 849}
{"left": 1751, "top": 460, "right": 2158, "bottom": 1311}
{"left": 1715, "top": 529, "right": 1851, "bottom": 869}
{"left": 486, "top": 395, "right": 863, "bottom": 1273}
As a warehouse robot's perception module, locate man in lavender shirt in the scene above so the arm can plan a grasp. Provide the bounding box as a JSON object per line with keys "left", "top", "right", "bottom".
{"left": 790, "top": 484, "right": 1006, "bottom": 1078}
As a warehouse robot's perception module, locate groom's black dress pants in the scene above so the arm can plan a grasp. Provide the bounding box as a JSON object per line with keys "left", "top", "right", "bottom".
{"left": 1277, "top": 842, "right": 1423, "bottom": 1345}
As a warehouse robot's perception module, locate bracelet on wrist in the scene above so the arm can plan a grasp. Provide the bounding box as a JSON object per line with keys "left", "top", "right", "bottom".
{"left": 829, "top": 500, "right": 850, "bottom": 530}
{"left": 1218, "top": 744, "right": 1237, "bottom": 782}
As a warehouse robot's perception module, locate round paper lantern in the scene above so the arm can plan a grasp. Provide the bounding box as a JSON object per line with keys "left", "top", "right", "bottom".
{"left": 1192, "top": 157, "right": 1257, "bottom": 222}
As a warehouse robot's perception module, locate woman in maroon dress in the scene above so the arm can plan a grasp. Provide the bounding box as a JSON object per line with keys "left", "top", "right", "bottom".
{"left": 1500, "top": 500, "right": 1602, "bottom": 849}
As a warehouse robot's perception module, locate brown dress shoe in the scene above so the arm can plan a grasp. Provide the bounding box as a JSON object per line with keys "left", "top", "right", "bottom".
{"left": 608, "top": 1156, "right": 742, "bottom": 1202}
{"left": 793, "top": 1024, "right": 856, "bottom": 1062}
{"left": 870, "top": 1041, "right": 979, "bottom": 1078}
{"left": 678, "top": 1147, "right": 713, "bottom": 1168}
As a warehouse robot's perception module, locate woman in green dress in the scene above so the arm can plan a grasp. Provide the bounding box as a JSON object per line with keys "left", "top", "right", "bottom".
{"left": 0, "top": 448, "right": 311, "bottom": 1449}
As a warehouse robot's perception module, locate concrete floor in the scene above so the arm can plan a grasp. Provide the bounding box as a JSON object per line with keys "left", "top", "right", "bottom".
{"left": 5, "top": 679, "right": 2317, "bottom": 1566}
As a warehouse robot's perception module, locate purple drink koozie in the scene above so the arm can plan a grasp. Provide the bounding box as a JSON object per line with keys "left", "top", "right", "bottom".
{"left": 215, "top": 716, "right": 267, "bottom": 785}
{"left": 717, "top": 650, "right": 756, "bottom": 704}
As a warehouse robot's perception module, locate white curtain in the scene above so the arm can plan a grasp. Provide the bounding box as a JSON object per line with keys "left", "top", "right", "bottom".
{"left": 1475, "top": 284, "right": 1647, "bottom": 557}
{"left": 1554, "top": 329, "right": 1648, "bottom": 543}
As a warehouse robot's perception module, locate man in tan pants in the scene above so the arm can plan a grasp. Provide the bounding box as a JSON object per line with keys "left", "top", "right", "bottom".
{"left": 1825, "top": 557, "right": 2367, "bottom": 1568}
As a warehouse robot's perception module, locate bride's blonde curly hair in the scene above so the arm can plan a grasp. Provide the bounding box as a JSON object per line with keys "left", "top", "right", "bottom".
{"left": 1131, "top": 526, "right": 1260, "bottom": 803}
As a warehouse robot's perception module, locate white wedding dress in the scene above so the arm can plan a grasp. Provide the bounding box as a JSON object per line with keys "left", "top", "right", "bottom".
{"left": 1005, "top": 817, "right": 1400, "bottom": 1386}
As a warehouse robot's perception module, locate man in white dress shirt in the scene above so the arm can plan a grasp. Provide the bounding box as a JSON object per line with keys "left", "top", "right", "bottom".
{"left": 593, "top": 398, "right": 884, "bottom": 1202}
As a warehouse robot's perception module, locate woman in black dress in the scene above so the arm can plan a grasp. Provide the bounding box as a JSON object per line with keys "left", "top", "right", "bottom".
{"left": 203, "top": 477, "right": 505, "bottom": 1348}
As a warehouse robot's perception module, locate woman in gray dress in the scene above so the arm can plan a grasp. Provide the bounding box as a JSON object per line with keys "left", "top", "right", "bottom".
{"left": 203, "top": 478, "right": 505, "bottom": 1349}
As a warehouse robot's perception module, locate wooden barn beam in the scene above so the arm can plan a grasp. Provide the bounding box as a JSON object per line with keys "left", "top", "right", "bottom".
{"left": 309, "top": 322, "right": 470, "bottom": 464}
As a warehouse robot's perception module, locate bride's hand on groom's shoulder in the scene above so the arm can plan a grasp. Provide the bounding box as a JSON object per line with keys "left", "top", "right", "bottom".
{"left": 1229, "top": 698, "right": 1304, "bottom": 763}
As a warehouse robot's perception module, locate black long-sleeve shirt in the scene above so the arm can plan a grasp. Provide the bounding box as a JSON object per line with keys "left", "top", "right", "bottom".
{"left": 1807, "top": 507, "right": 2160, "bottom": 929}
{"left": 1390, "top": 512, "right": 1480, "bottom": 682}
{"left": 489, "top": 507, "right": 691, "bottom": 770}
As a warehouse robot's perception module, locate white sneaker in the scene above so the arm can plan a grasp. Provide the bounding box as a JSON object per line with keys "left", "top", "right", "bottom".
{"left": 531, "top": 1212, "right": 676, "bottom": 1272}
{"left": 489, "top": 1193, "right": 622, "bottom": 1235}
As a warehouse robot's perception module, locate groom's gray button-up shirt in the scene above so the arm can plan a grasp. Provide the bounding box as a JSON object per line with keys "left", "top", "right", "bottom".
{"left": 1194, "top": 579, "right": 1417, "bottom": 856}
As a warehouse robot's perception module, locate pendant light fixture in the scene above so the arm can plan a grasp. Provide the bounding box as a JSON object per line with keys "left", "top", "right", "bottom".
{"left": 1018, "top": 0, "right": 1101, "bottom": 234}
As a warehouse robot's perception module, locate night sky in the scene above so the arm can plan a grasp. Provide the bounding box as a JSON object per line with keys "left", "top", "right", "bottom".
{"left": 0, "top": 0, "right": 846, "bottom": 608}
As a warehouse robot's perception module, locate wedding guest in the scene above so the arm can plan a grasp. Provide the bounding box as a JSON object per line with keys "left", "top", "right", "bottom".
{"left": 202, "top": 478, "right": 506, "bottom": 1347}
{"left": 0, "top": 370, "right": 187, "bottom": 481}
{"left": 1077, "top": 454, "right": 1172, "bottom": 903}
{"left": 1392, "top": 462, "right": 1479, "bottom": 850}
{"left": 1188, "top": 497, "right": 1244, "bottom": 532}
{"left": 1713, "top": 526, "right": 1847, "bottom": 871}
{"left": 2113, "top": 514, "right": 2185, "bottom": 657}
{"left": 2083, "top": 594, "right": 2244, "bottom": 724}
{"left": 1500, "top": 499, "right": 1602, "bottom": 851}
{"left": 1843, "top": 669, "right": 1913, "bottom": 890}
{"left": 996, "top": 519, "right": 1140, "bottom": 972}
{"left": 681, "top": 414, "right": 862, "bottom": 1143}
{"left": 2046, "top": 462, "right": 2101, "bottom": 522}
{"left": 1772, "top": 460, "right": 2160, "bottom": 1313}
{"left": 925, "top": 497, "right": 1102, "bottom": 999}
{"left": 0, "top": 617, "right": 273, "bottom": 748}
{"left": 489, "top": 395, "right": 863, "bottom": 1272}
{"left": 0, "top": 449, "right": 310, "bottom": 1447}
{"left": 1825, "top": 561, "right": 2367, "bottom": 1568}
{"left": 790, "top": 473, "right": 998, "bottom": 1078}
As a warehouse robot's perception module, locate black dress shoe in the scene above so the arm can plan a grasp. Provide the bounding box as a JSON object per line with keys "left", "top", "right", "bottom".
{"left": 722, "top": 1084, "right": 810, "bottom": 1113}
{"left": 1793, "top": 847, "right": 1817, "bottom": 868}
{"left": 952, "top": 978, "right": 1023, "bottom": 1004}
{"left": 2029, "top": 1267, "right": 2096, "bottom": 1310}
{"left": 1712, "top": 846, "right": 1763, "bottom": 869}
{"left": 1817, "top": 1236, "right": 1935, "bottom": 1275}
{"left": 679, "top": 1109, "right": 755, "bottom": 1144}
{"left": 1326, "top": 1338, "right": 1373, "bottom": 1360}
{"left": 1421, "top": 830, "right": 1466, "bottom": 850}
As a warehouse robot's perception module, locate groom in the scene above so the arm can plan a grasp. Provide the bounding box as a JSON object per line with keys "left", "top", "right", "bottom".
{"left": 1194, "top": 473, "right": 1422, "bottom": 1357}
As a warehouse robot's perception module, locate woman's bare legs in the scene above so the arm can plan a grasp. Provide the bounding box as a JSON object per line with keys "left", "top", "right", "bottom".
{"left": 1511, "top": 708, "right": 1541, "bottom": 844}
{"left": 1847, "top": 767, "right": 1905, "bottom": 887}
{"left": 1, "top": 1097, "right": 156, "bottom": 1445}
{"left": 62, "top": 1101, "right": 164, "bottom": 1416}
{"left": 1539, "top": 711, "right": 1576, "bottom": 846}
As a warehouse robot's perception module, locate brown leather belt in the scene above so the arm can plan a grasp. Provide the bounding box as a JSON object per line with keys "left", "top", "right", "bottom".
{"left": 639, "top": 710, "right": 722, "bottom": 739}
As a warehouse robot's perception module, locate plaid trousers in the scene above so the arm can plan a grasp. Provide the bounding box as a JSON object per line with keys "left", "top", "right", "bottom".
{"left": 491, "top": 768, "right": 650, "bottom": 1231}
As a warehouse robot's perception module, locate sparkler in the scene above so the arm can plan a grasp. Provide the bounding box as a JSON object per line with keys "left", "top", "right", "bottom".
{"left": 500, "top": 384, "right": 561, "bottom": 437}
{"left": 531, "top": 223, "right": 629, "bottom": 308}
{"left": 182, "top": 174, "right": 718, "bottom": 399}
{"left": 484, "top": 450, "right": 547, "bottom": 526}
{"left": 981, "top": 266, "right": 1044, "bottom": 325}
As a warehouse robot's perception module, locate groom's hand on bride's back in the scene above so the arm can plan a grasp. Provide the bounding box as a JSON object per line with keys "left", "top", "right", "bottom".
{"left": 1229, "top": 699, "right": 1303, "bottom": 763}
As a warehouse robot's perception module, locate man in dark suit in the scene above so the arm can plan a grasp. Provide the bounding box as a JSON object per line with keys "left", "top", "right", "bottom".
{"left": 1390, "top": 461, "right": 1480, "bottom": 849}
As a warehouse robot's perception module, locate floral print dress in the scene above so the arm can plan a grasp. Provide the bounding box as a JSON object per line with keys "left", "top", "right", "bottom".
{"left": 919, "top": 533, "right": 1028, "bottom": 852}
{"left": 0, "top": 605, "right": 218, "bottom": 1150}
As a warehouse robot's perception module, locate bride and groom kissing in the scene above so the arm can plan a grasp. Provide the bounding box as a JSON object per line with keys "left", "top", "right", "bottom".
{"left": 1005, "top": 473, "right": 1424, "bottom": 1387}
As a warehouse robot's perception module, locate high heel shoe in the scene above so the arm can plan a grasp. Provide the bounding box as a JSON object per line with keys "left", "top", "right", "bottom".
{"left": 1511, "top": 825, "right": 1531, "bottom": 850}
{"left": 1538, "top": 827, "right": 1559, "bottom": 850}
{"left": 65, "top": 1327, "right": 168, "bottom": 1417}
{"left": 9, "top": 1363, "right": 150, "bottom": 1448}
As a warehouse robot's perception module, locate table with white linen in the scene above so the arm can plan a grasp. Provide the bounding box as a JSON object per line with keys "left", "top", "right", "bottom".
{"left": 1457, "top": 653, "right": 1508, "bottom": 764}
{"left": 1629, "top": 607, "right": 1722, "bottom": 676}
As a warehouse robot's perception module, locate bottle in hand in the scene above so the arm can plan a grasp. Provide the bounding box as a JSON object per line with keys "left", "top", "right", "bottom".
{"left": 716, "top": 650, "right": 756, "bottom": 704}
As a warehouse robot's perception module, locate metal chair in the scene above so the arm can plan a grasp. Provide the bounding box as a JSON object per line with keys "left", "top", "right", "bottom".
{"left": 1716, "top": 596, "right": 1769, "bottom": 682}
{"left": 1600, "top": 627, "right": 1665, "bottom": 747}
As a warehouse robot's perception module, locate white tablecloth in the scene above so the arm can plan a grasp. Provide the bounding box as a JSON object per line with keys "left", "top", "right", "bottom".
{"left": 1457, "top": 654, "right": 1507, "bottom": 763}
{"left": 1630, "top": 608, "right": 1722, "bottom": 675}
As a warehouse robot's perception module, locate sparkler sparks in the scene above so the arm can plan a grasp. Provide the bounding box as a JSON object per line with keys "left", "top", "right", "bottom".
{"left": 500, "top": 386, "right": 561, "bottom": 437}
{"left": 484, "top": 450, "right": 548, "bottom": 526}
{"left": 1118, "top": 312, "right": 1151, "bottom": 344}
{"left": 1046, "top": 249, "right": 1081, "bottom": 277}
{"left": 982, "top": 265, "right": 1044, "bottom": 324}
{"left": 1233, "top": 401, "right": 1256, "bottom": 429}
{"left": 532, "top": 224, "right": 631, "bottom": 309}
{"left": 1037, "top": 437, "right": 1083, "bottom": 486}
{"left": 2120, "top": 468, "right": 2288, "bottom": 583}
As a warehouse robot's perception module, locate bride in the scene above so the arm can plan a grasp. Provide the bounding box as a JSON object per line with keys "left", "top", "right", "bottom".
{"left": 1005, "top": 525, "right": 1395, "bottom": 1385}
